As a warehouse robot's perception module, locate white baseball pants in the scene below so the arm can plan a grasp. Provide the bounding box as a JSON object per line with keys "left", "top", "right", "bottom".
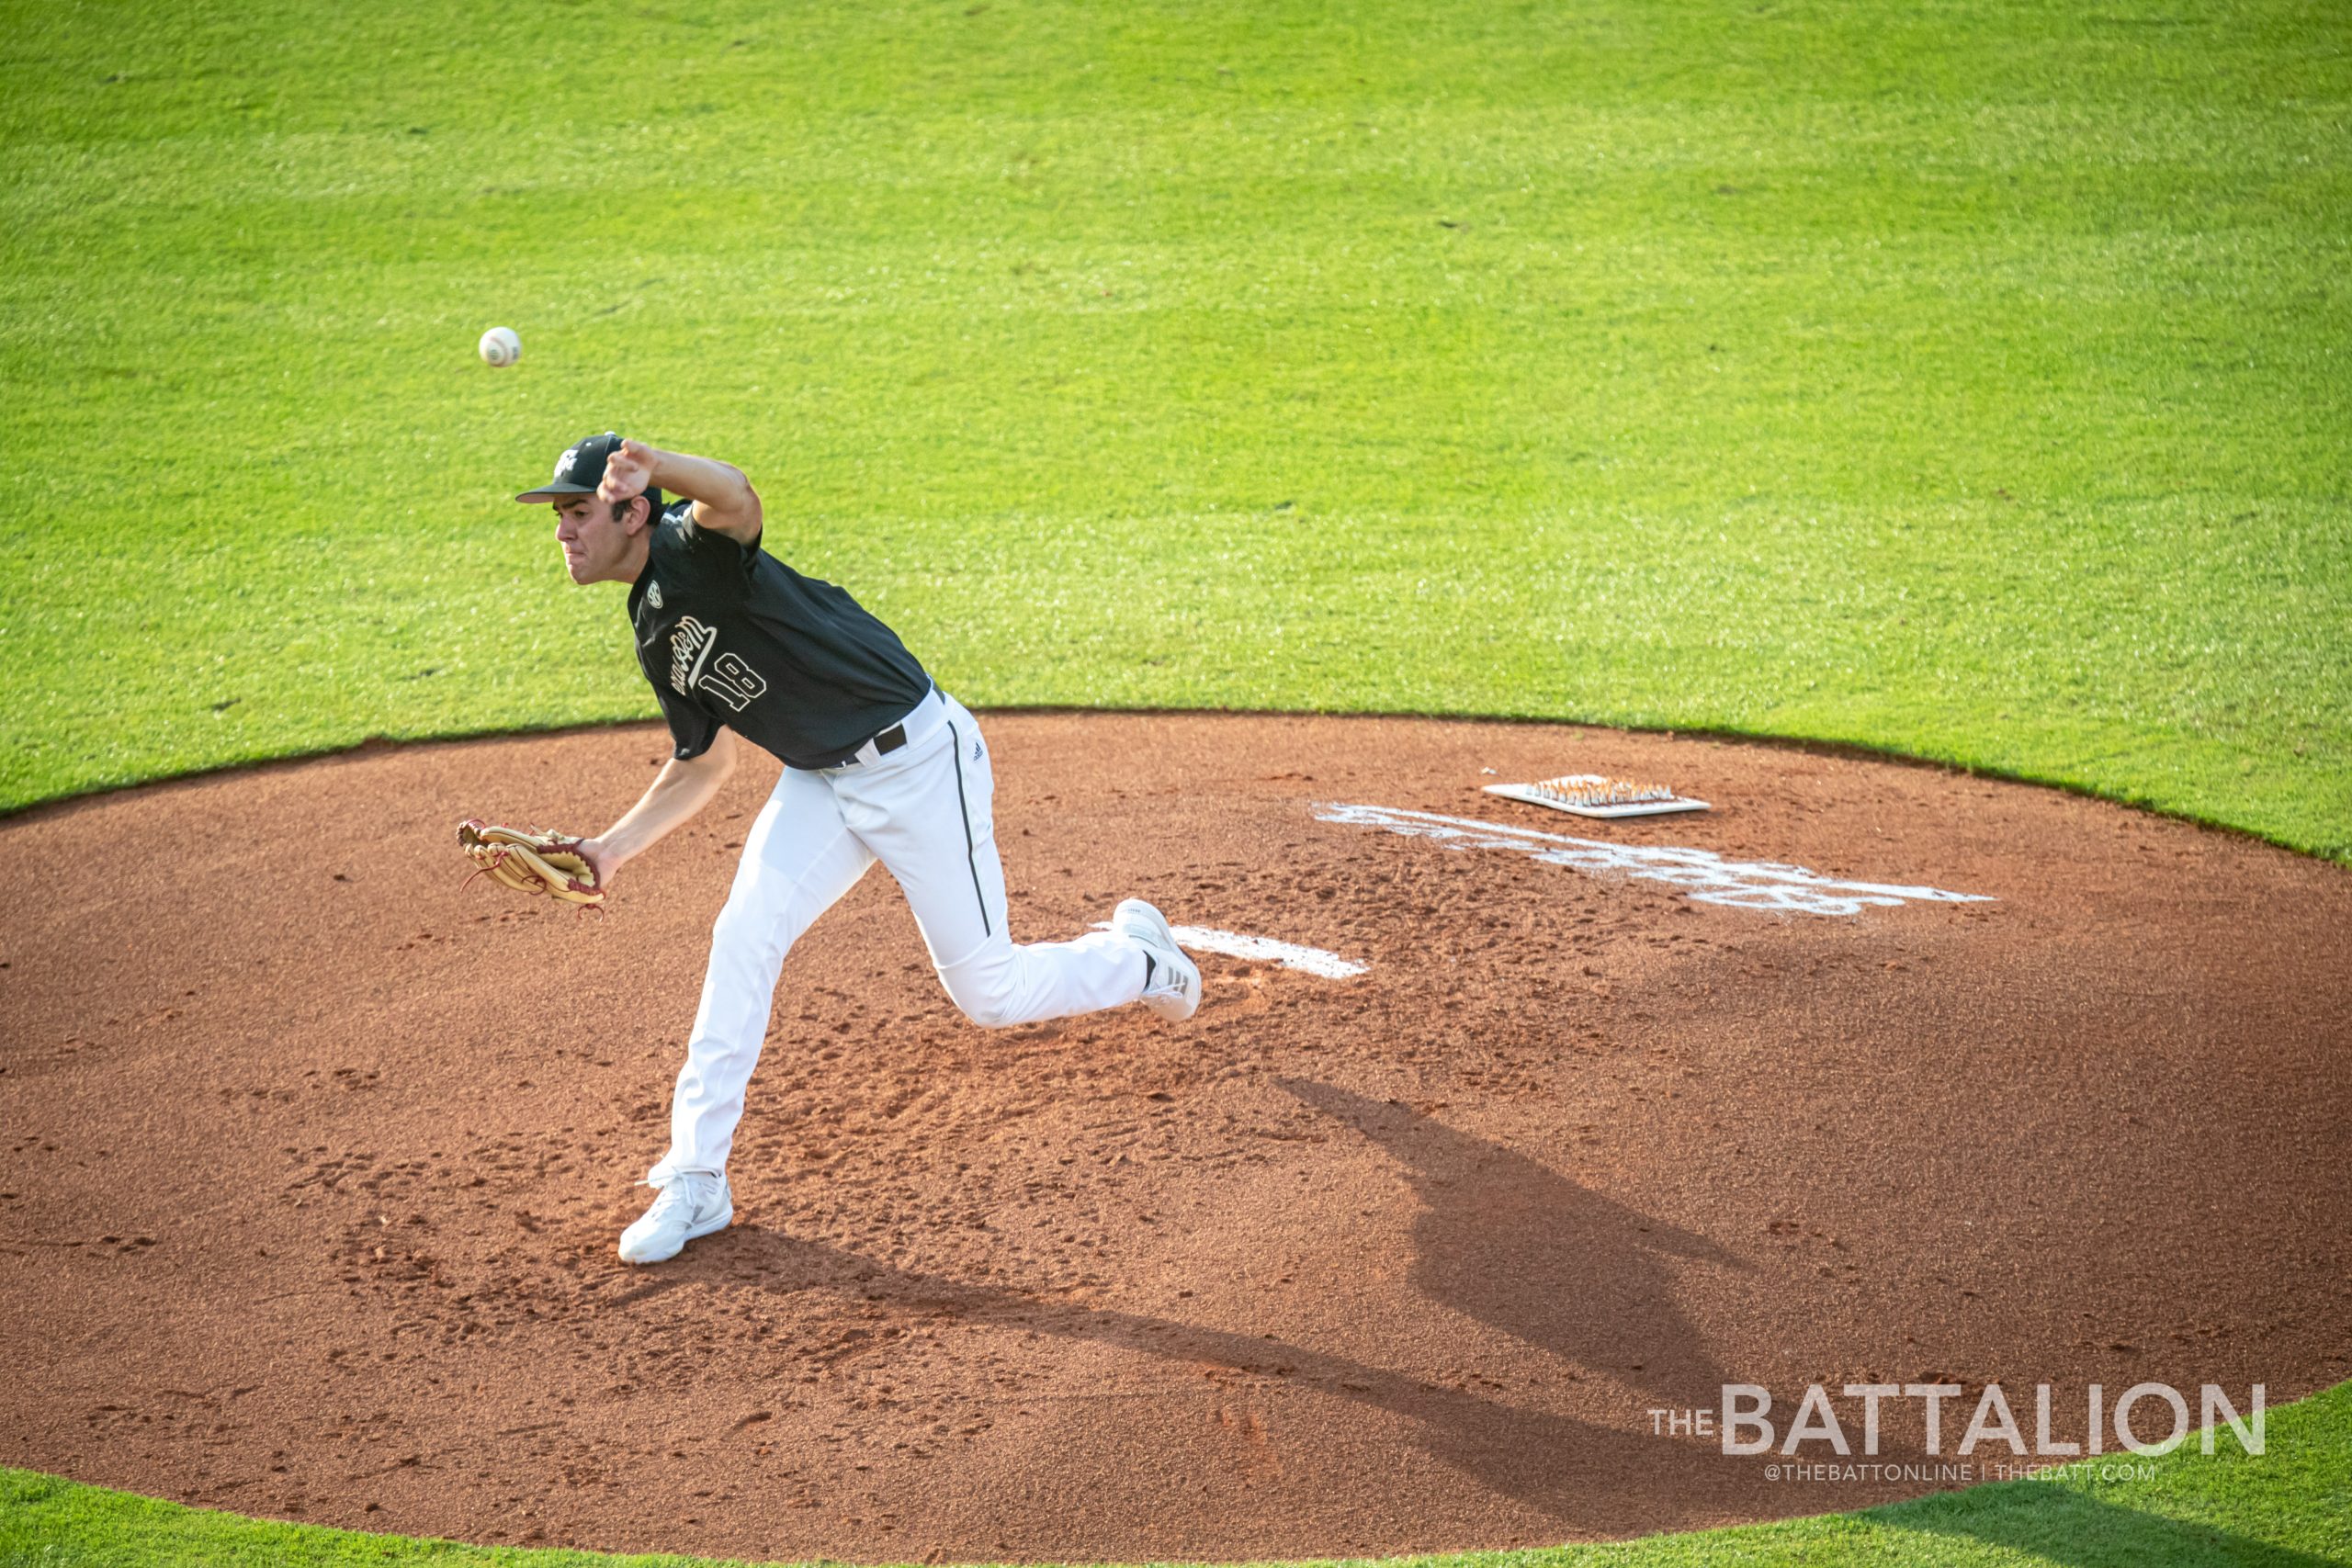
{"left": 646, "top": 690, "right": 1149, "bottom": 1184}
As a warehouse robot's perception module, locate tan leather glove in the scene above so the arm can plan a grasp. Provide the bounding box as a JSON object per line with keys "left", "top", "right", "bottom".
{"left": 457, "top": 818, "right": 605, "bottom": 908}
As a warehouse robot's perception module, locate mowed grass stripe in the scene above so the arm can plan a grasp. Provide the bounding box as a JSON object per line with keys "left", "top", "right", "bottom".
{"left": 5, "top": 1, "right": 2346, "bottom": 851}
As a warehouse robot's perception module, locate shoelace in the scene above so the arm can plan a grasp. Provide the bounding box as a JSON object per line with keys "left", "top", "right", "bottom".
{"left": 644, "top": 1173, "right": 712, "bottom": 1222}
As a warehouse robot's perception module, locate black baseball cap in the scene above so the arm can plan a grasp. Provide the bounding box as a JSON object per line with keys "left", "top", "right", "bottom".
{"left": 515, "top": 431, "right": 662, "bottom": 510}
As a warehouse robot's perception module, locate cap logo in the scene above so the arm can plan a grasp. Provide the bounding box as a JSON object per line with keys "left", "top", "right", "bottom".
{"left": 556, "top": 446, "right": 580, "bottom": 478}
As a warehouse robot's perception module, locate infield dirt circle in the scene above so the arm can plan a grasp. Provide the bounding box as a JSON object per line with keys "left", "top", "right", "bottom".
{"left": 4, "top": 712, "right": 2347, "bottom": 1561}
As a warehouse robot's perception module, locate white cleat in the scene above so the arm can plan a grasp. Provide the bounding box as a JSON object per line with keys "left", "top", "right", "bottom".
{"left": 616, "top": 1171, "right": 732, "bottom": 1265}
{"left": 1114, "top": 898, "right": 1201, "bottom": 1022}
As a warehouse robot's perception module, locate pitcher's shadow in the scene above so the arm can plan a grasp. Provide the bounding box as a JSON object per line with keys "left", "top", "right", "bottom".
{"left": 1275, "top": 1076, "right": 1740, "bottom": 1409}
{"left": 619, "top": 1083, "right": 2317, "bottom": 1559}
{"left": 671, "top": 1225, "right": 1760, "bottom": 1535}
{"left": 620, "top": 1078, "right": 1770, "bottom": 1532}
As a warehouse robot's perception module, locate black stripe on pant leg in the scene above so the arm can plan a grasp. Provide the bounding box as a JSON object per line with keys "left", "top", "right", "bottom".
{"left": 945, "top": 721, "right": 992, "bottom": 937}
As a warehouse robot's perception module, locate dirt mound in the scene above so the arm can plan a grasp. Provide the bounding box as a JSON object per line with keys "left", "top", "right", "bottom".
{"left": 3, "top": 713, "right": 2346, "bottom": 1562}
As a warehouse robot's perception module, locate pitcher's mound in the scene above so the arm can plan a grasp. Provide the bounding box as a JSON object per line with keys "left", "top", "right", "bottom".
{"left": 2, "top": 713, "right": 2346, "bottom": 1562}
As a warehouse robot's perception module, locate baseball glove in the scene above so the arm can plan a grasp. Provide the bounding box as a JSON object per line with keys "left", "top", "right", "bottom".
{"left": 457, "top": 818, "right": 605, "bottom": 908}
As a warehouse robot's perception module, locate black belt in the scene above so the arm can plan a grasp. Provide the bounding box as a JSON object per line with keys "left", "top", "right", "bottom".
{"left": 785, "top": 725, "right": 904, "bottom": 771}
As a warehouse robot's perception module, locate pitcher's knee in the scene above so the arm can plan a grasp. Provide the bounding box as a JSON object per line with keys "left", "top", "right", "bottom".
{"left": 709, "top": 899, "right": 779, "bottom": 964}
{"left": 950, "top": 984, "right": 1022, "bottom": 1030}
{"left": 939, "top": 954, "right": 1022, "bottom": 1030}
{"left": 709, "top": 899, "right": 754, "bottom": 947}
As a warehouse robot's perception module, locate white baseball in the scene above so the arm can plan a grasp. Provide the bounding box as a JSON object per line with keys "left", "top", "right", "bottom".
{"left": 478, "top": 326, "right": 521, "bottom": 367}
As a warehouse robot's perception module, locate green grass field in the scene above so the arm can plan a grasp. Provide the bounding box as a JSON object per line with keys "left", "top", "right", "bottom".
{"left": 4, "top": 0, "right": 2348, "bottom": 1561}
{"left": 4, "top": 0, "right": 2348, "bottom": 852}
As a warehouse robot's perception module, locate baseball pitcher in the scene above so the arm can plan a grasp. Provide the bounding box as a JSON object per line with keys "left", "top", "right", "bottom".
{"left": 513, "top": 433, "right": 1201, "bottom": 1264}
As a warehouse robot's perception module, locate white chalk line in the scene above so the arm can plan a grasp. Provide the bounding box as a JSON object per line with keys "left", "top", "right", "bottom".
{"left": 1091, "top": 923, "right": 1368, "bottom": 978}
{"left": 1313, "top": 803, "right": 1992, "bottom": 918}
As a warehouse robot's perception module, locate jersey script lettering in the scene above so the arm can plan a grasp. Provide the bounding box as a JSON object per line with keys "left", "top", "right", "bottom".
{"left": 668, "top": 615, "right": 770, "bottom": 714}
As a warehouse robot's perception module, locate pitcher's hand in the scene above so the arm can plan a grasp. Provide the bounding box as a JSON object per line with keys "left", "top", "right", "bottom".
{"left": 577, "top": 837, "right": 621, "bottom": 893}
{"left": 598, "top": 438, "right": 657, "bottom": 506}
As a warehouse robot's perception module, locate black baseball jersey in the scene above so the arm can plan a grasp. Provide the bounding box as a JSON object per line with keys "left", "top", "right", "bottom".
{"left": 628, "top": 500, "right": 932, "bottom": 768}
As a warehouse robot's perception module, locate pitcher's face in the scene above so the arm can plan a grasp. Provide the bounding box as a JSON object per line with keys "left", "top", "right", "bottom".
{"left": 553, "top": 494, "right": 643, "bottom": 584}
